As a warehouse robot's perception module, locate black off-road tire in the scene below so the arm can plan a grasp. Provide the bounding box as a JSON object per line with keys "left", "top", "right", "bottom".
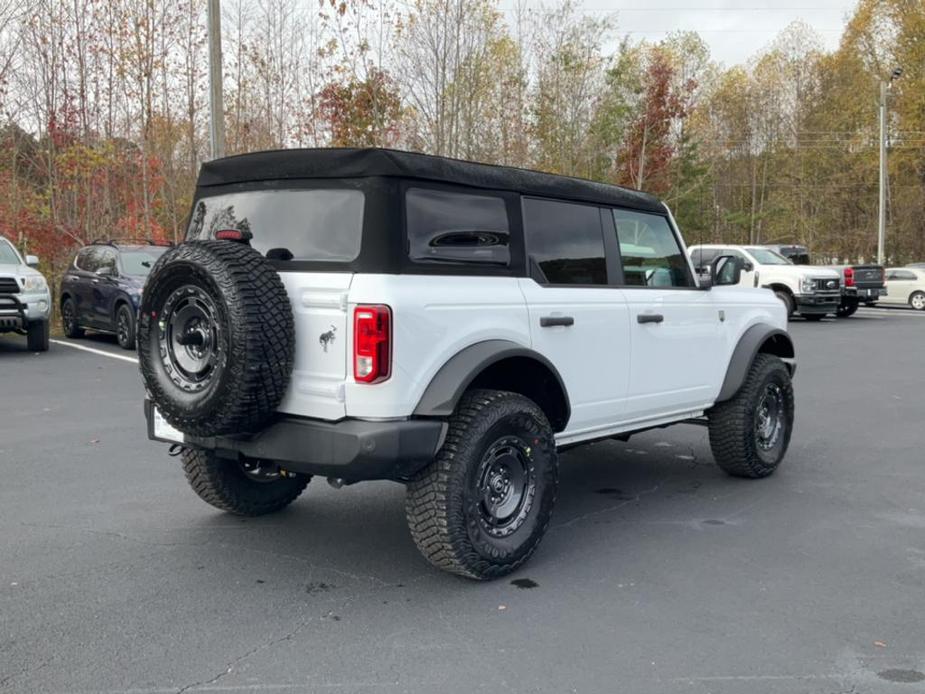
{"left": 405, "top": 389, "right": 559, "bottom": 580}
{"left": 182, "top": 448, "right": 309, "bottom": 516}
{"left": 138, "top": 241, "right": 294, "bottom": 437}
{"left": 61, "top": 297, "right": 84, "bottom": 338}
{"left": 774, "top": 290, "right": 795, "bottom": 318}
{"left": 116, "top": 303, "right": 136, "bottom": 350}
{"left": 708, "top": 353, "right": 794, "bottom": 479}
{"left": 27, "top": 320, "right": 49, "bottom": 352}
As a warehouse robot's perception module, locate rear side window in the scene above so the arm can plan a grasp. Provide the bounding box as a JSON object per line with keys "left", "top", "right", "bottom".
{"left": 188, "top": 189, "right": 364, "bottom": 261}
{"left": 405, "top": 188, "right": 510, "bottom": 266}
{"left": 613, "top": 209, "right": 693, "bottom": 288}
{"left": 523, "top": 198, "right": 607, "bottom": 285}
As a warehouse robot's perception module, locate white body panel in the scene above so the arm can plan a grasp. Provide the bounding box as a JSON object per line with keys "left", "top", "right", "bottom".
{"left": 280, "top": 270, "right": 789, "bottom": 448}
{"left": 345, "top": 275, "right": 531, "bottom": 419}
{"left": 881, "top": 269, "right": 925, "bottom": 306}
{"left": 688, "top": 244, "right": 840, "bottom": 296}
{"left": 517, "top": 278, "right": 631, "bottom": 436}
{"left": 276, "top": 272, "right": 353, "bottom": 421}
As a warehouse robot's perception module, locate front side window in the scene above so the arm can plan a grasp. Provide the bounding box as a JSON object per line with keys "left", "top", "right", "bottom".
{"left": 188, "top": 189, "right": 365, "bottom": 261}
{"left": 613, "top": 210, "right": 693, "bottom": 287}
{"left": 406, "top": 188, "right": 510, "bottom": 266}
{"left": 523, "top": 198, "right": 607, "bottom": 285}
{"left": 690, "top": 247, "right": 720, "bottom": 268}
{"left": 890, "top": 270, "right": 917, "bottom": 281}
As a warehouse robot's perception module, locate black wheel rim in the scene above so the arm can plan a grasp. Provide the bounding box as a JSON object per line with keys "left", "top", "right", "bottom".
{"left": 475, "top": 436, "right": 536, "bottom": 538}
{"left": 117, "top": 309, "right": 131, "bottom": 345}
{"left": 239, "top": 459, "right": 283, "bottom": 483}
{"left": 755, "top": 383, "right": 785, "bottom": 451}
{"left": 63, "top": 302, "right": 75, "bottom": 332}
{"left": 158, "top": 285, "right": 222, "bottom": 392}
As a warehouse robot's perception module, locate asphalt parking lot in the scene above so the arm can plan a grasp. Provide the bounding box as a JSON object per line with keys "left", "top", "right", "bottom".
{"left": 2, "top": 307, "right": 925, "bottom": 694}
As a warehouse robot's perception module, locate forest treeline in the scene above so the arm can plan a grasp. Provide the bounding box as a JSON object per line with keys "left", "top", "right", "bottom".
{"left": 0, "top": 0, "right": 923, "bottom": 284}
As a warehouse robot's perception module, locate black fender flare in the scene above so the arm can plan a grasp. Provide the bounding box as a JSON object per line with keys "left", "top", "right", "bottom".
{"left": 716, "top": 324, "right": 795, "bottom": 403}
{"left": 413, "top": 339, "right": 571, "bottom": 424}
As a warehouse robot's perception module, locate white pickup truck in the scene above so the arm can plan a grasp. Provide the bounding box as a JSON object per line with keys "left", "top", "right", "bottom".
{"left": 689, "top": 244, "right": 842, "bottom": 320}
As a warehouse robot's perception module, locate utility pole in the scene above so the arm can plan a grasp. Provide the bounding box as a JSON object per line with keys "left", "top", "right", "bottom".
{"left": 877, "top": 68, "right": 902, "bottom": 265}
{"left": 207, "top": 0, "right": 226, "bottom": 160}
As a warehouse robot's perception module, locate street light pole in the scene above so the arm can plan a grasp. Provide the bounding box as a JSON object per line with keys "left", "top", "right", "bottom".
{"left": 877, "top": 80, "right": 887, "bottom": 265}
{"left": 877, "top": 68, "right": 902, "bottom": 265}
{"left": 207, "top": 0, "right": 226, "bottom": 160}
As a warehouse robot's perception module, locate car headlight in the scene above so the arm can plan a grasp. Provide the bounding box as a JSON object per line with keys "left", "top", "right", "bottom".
{"left": 800, "top": 276, "right": 815, "bottom": 294}
{"left": 22, "top": 275, "right": 48, "bottom": 293}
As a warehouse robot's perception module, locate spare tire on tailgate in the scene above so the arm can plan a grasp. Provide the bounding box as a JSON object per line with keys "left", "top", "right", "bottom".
{"left": 138, "top": 240, "right": 295, "bottom": 437}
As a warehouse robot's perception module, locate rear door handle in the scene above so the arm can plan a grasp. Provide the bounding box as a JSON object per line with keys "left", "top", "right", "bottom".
{"left": 540, "top": 316, "right": 574, "bottom": 327}
{"left": 637, "top": 313, "right": 664, "bottom": 324}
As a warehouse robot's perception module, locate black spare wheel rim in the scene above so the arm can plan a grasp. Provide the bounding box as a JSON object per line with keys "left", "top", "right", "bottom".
{"left": 755, "top": 382, "right": 784, "bottom": 452}
{"left": 475, "top": 435, "right": 536, "bottom": 539}
{"left": 137, "top": 240, "right": 295, "bottom": 438}
{"left": 161, "top": 285, "right": 222, "bottom": 392}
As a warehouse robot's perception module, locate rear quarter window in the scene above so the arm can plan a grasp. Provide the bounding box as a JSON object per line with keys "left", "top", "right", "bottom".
{"left": 188, "top": 189, "right": 364, "bottom": 261}
{"left": 405, "top": 187, "right": 510, "bottom": 266}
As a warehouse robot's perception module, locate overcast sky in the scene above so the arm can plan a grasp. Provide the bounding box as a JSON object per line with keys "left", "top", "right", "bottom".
{"left": 513, "top": 1, "right": 859, "bottom": 66}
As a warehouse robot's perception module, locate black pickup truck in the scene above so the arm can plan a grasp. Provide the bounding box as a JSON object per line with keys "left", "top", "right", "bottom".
{"left": 763, "top": 245, "right": 885, "bottom": 318}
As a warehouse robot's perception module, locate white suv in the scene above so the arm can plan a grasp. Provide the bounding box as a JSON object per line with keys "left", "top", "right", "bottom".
{"left": 140, "top": 148, "right": 797, "bottom": 579}
{"left": 689, "top": 244, "right": 841, "bottom": 320}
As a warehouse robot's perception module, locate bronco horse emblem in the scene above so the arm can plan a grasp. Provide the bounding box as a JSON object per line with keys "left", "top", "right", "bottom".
{"left": 319, "top": 325, "right": 337, "bottom": 352}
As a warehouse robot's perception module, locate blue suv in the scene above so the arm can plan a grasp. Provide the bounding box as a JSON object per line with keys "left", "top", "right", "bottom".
{"left": 60, "top": 241, "right": 170, "bottom": 350}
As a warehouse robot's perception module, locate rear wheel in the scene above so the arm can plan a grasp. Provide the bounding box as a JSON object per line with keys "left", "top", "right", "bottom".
{"left": 182, "top": 448, "right": 309, "bottom": 516}
{"left": 61, "top": 297, "right": 83, "bottom": 338}
{"left": 405, "top": 390, "right": 559, "bottom": 580}
{"left": 26, "top": 320, "right": 49, "bottom": 352}
{"left": 909, "top": 291, "right": 925, "bottom": 311}
{"left": 708, "top": 354, "right": 794, "bottom": 479}
{"left": 115, "top": 304, "right": 136, "bottom": 350}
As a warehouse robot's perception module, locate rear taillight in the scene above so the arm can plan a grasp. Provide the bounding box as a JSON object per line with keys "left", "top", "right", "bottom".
{"left": 353, "top": 305, "right": 391, "bottom": 383}
{"left": 844, "top": 267, "right": 855, "bottom": 287}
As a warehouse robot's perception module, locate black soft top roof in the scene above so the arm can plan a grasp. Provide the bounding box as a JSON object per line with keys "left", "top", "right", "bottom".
{"left": 198, "top": 147, "right": 665, "bottom": 214}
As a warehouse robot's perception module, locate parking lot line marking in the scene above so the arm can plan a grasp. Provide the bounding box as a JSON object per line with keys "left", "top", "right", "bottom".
{"left": 50, "top": 339, "right": 138, "bottom": 364}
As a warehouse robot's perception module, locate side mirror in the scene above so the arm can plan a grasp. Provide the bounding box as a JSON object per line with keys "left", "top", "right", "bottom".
{"left": 710, "top": 255, "right": 745, "bottom": 287}
{"left": 743, "top": 261, "right": 754, "bottom": 273}
{"left": 25, "top": 254, "right": 39, "bottom": 268}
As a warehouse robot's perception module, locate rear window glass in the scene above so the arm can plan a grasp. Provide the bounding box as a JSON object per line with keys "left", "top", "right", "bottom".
{"left": 406, "top": 188, "right": 510, "bottom": 266}
{"left": 188, "top": 189, "right": 364, "bottom": 261}
{"left": 121, "top": 249, "right": 167, "bottom": 276}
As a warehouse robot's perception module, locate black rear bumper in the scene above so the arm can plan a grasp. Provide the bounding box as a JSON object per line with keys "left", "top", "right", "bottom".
{"left": 144, "top": 400, "right": 447, "bottom": 482}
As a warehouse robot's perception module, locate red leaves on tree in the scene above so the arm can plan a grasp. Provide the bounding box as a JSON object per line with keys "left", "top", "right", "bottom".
{"left": 317, "top": 68, "right": 402, "bottom": 147}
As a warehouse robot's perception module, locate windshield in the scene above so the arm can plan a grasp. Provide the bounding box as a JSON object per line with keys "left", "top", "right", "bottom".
{"left": 121, "top": 249, "right": 168, "bottom": 276}
{"left": 746, "top": 247, "right": 793, "bottom": 265}
{"left": 188, "top": 189, "right": 365, "bottom": 261}
{"left": 0, "top": 239, "right": 21, "bottom": 264}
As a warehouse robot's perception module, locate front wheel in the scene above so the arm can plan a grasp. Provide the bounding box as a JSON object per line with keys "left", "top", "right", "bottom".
{"left": 910, "top": 291, "right": 925, "bottom": 311}
{"left": 182, "top": 448, "right": 309, "bottom": 516}
{"left": 774, "top": 290, "right": 794, "bottom": 318}
{"left": 708, "top": 354, "right": 794, "bottom": 479}
{"left": 116, "top": 304, "right": 136, "bottom": 350}
{"left": 61, "top": 298, "right": 83, "bottom": 338}
{"left": 836, "top": 300, "right": 858, "bottom": 318}
{"left": 405, "top": 390, "right": 559, "bottom": 580}
{"left": 26, "top": 320, "right": 49, "bottom": 352}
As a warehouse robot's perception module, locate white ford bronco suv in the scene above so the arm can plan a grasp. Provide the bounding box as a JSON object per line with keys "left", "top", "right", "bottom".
{"left": 689, "top": 244, "right": 841, "bottom": 320}
{"left": 140, "top": 149, "right": 796, "bottom": 579}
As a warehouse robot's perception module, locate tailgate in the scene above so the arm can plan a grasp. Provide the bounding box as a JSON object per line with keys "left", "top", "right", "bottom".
{"left": 852, "top": 265, "right": 884, "bottom": 288}
{"left": 276, "top": 272, "right": 353, "bottom": 421}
